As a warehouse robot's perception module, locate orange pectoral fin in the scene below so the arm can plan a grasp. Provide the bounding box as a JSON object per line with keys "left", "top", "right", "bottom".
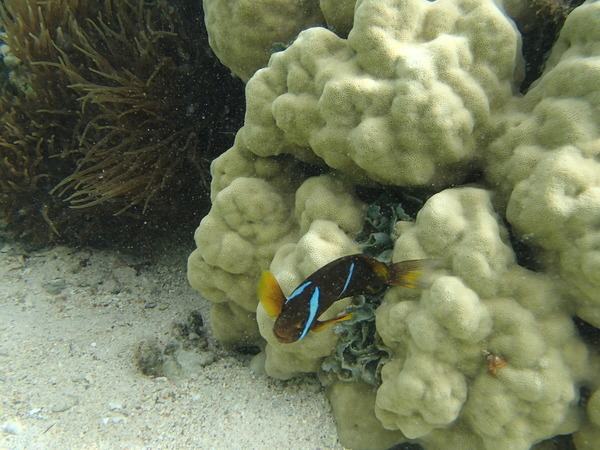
{"left": 312, "top": 312, "right": 353, "bottom": 332}
{"left": 258, "top": 270, "right": 286, "bottom": 317}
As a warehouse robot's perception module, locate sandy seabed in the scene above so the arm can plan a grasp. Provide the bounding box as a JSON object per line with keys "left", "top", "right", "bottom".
{"left": 0, "top": 239, "right": 342, "bottom": 449}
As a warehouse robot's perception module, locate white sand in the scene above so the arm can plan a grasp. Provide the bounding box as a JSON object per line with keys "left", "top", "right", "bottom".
{"left": 0, "top": 241, "right": 343, "bottom": 448}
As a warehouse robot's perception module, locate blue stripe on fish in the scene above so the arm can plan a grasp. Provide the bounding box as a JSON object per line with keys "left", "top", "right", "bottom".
{"left": 286, "top": 281, "right": 312, "bottom": 304}
{"left": 298, "top": 286, "right": 320, "bottom": 341}
{"left": 339, "top": 262, "right": 355, "bottom": 297}
{"left": 262, "top": 254, "right": 433, "bottom": 343}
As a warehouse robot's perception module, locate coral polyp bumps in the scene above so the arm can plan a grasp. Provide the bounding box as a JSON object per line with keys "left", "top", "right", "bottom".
{"left": 0, "top": 0, "right": 243, "bottom": 244}
{"left": 189, "top": 0, "right": 600, "bottom": 448}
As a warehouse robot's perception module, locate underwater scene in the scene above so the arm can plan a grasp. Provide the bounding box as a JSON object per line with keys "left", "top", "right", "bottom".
{"left": 1, "top": 0, "right": 599, "bottom": 448}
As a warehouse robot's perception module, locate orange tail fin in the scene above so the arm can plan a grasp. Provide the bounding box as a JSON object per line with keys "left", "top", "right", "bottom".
{"left": 386, "top": 259, "right": 435, "bottom": 289}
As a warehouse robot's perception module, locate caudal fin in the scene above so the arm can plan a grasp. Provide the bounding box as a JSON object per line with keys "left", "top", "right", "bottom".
{"left": 386, "top": 259, "right": 436, "bottom": 289}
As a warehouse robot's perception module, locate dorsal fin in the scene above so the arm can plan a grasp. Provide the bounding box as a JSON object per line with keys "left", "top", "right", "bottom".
{"left": 258, "top": 270, "right": 286, "bottom": 317}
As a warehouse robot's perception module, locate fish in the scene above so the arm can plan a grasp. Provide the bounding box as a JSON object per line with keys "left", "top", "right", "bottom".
{"left": 258, "top": 253, "right": 431, "bottom": 343}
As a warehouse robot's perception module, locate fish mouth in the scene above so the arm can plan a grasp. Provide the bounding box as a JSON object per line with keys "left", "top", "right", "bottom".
{"left": 273, "top": 328, "right": 296, "bottom": 343}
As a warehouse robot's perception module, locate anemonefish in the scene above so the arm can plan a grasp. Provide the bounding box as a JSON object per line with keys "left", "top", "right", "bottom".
{"left": 258, "top": 254, "right": 431, "bottom": 343}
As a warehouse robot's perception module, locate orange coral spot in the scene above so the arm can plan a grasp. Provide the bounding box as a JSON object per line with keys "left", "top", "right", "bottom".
{"left": 485, "top": 353, "right": 507, "bottom": 375}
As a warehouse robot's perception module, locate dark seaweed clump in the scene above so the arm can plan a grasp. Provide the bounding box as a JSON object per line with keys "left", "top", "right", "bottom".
{"left": 517, "top": 0, "right": 586, "bottom": 92}
{"left": 319, "top": 191, "right": 430, "bottom": 386}
{"left": 320, "top": 293, "right": 389, "bottom": 386}
{"left": 0, "top": 0, "right": 244, "bottom": 246}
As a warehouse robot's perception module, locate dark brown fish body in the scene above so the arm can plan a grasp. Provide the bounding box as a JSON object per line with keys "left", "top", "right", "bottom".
{"left": 259, "top": 254, "right": 430, "bottom": 343}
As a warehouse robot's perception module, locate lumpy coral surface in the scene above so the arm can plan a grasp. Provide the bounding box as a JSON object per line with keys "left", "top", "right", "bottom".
{"left": 190, "top": 0, "right": 600, "bottom": 448}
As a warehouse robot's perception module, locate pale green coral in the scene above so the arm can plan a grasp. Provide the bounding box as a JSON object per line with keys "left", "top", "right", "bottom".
{"left": 256, "top": 219, "right": 360, "bottom": 379}
{"left": 294, "top": 175, "right": 366, "bottom": 235}
{"left": 203, "top": 0, "right": 325, "bottom": 82}
{"left": 202, "top": 0, "right": 360, "bottom": 83}
{"left": 188, "top": 0, "right": 600, "bottom": 447}
{"left": 319, "top": 0, "right": 356, "bottom": 36}
{"left": 188, "top": 176, "right": 295, "bottom": 310}
{"left": 327, "top": 380, "right": 405, "bottom": 449}
{"left": 375, "top": 187, "right": 589, "bottom": 449}
{"left": 485, "top": 0, "right": 600, "bottom": 327}
{"left": 235, "top": 0, "right": 522, "bottom": 187}
{"left": 575, "top": 386, "right": 600, "bottom": 449}
{"left": 188, "top": 173, "right": 364, "bottom": 349}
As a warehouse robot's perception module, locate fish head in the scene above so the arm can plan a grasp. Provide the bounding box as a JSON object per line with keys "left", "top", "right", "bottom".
{"left": 272, "top": 310, "right": 307, "bottom": 343}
